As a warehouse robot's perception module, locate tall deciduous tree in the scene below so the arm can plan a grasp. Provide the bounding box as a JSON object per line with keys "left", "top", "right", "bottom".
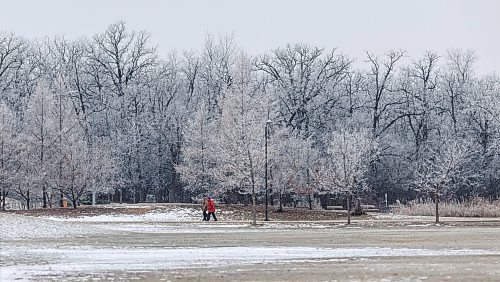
{"left": 318, "top": 128, "right": 376, "bottom": 223}
{"left": 414, "top": 138, "right": 479, "bottom": 223}
{"left": 22, "top": 82, "right": 57, "bottom": 208}
{"left": 214, "top": 53, "right": 266, "bottom": 225}
{"left": 176, "top": 103, "right": 218, "bottom": 196}
{"left": 366, "top": 50, "right": 406, "bottom": 136}
{"left": 256, "top": 44, "right": 351, "bottom": 136}
{"left": 0, "top": 32, "right": 27, "bottom": 106}
{"left": 270, "top": 130, "right": 320, "bottom": 211}
{"left": 0, "top": 103, "right": 19, "bottom": 210}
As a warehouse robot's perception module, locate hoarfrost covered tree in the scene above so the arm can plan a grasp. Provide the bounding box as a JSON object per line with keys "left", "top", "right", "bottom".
{"left": 318, "top": 128, "right": 376, "bottom": 223}
{"left": 3, "top": 22, "right": 500, "bottom": 212}
{"left": 182, "top": 51, "right": 201, "bottom": 105}
{"left": 58, "top": 131, "right": 90, "bottom": 209}
{"left": 146, "top": 57, "right": 184, "bottom": 202}
{"left": 0, "top": 103, "right": 19, "bottom": 210}
{"left": 89, "top": 21, "right": 157, "bottom": 98}
{"left": 0, "top": 32, "right": 28, "bottom": 109}
{"left": 71, "top": 136, "right": 118, "bottom": 208}
{"left": 88, "top": 22, "right": 158, "bottom": 203}
{"left": 366, "top": 50, "right": 406, "bottom": 136}
{"left": 294, "top": 137, "right": 321, "bottom": 210}
{"left": 268, "top": 128, "right": 293, "bottom": 212}
{"left": 464, "top": 76, "right": 498, "bottom": 155}
{"left": 121, "top": 84, "right": 150, "bottom": 203}
{"left": 363, "top": 50, "right": 420, "bottom": 201}
{"left": 53, "top": 116, "right": 118, "bottom": 209}
{"left": 173, "top": 38, "right": 234, "bottom": 201}
{"left": 214, "top": 53, "right": 266, "bottom": 225}
{"left": 176, "top": 103, "right": 218, "bottom": 197}
{"left": 270, "top": 130, "right": 320, "bottom": 211}
{"left": 464, "top": 75, "right": 500, "bottom": 198}
{"left": 90, "top": 136, "right": 120, "bottom": 199}
{"left": 338, "top": 70, "right": 368, "bottom": 121}
{"left": 49, "top": 84, "right": 82, "bottom": 207}
{"left": 14, "top": 147, "right": 34, "bottom": 209}
{"left": 198, "top": 34, "right": 236, "bottom": 117}
{"left": 2, "top": 36, "right": 42, "bottom": 123}
{"left": 256, "top": 44, "right": 351, "bottom": 136}
{"left": 441, "top": 49, "right": 476, "bottom": 135}
{"left": 21, "top": 82, "right": 57, "bottom": 208}
{"left": 399, "top": 51, "right": 440, "bottom": 156}
{"left": 414, "top": 138, "right": 479, "bottom": 223}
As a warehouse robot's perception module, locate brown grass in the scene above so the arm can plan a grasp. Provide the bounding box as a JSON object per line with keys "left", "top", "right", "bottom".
{"left": 393, "top": 198, "right": 500, "bottom": 217}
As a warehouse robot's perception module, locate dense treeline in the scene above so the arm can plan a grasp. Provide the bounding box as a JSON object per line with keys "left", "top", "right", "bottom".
{"left": 1, "top": 22, "right": 499, "bottom": 210}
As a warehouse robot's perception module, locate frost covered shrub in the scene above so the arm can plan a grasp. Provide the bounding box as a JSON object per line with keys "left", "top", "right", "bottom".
{"left": 393, "top": 198, "right": 500, "bottom": 217}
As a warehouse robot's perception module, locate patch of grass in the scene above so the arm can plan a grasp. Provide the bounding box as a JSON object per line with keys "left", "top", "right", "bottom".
{"left": 393, "top": 198, "right": 500, "bottom": 218}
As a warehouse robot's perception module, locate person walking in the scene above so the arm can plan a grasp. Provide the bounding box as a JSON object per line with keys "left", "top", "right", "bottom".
{"left": 201, "top": 196, "right": 209, "bottom": 221}
{"left": 207, "top": 197, "right": 218, "bottom": 221}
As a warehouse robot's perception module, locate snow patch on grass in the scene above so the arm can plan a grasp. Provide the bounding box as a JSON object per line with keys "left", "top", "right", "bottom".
{"left": 43, "top": 207, "right": 202, "bottom": 222}
{"left": 3, "top": 246, "right": 499, "bottom": 281}
{"left": 0, "top": 213, "right": 108, "bottom": 239}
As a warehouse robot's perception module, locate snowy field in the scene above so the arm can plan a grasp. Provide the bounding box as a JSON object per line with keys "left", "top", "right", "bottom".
{"left": 2, "top": 208, "right": 500, "bottom": 281}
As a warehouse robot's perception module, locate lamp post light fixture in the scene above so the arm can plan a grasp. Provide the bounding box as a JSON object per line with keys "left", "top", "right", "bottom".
{"left": 264, "top": 119, "right": 271, "bottom": 221}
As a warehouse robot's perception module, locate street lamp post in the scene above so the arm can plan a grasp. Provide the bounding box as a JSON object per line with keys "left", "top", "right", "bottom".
{"left": 264, "top": 119, "right": 271, "bottom": 221}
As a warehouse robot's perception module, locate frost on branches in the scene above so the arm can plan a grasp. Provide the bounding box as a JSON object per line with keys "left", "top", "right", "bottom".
{"left": 0, "top": 103, "right": 19, "bottom": 210}
{"left": 176, "top": 103, "right": 218, "bottom": 195}
{"left": 317, "top": 128, "right": 377, "bottom": 221}
{"left": 270, "top": 130, "right": 320, "bottom": 211}
{"left": 2, "top": 23, "right": 500, "bottom": 210}
{"left": 414, "top": 138, "right": 480, "bottom": 222}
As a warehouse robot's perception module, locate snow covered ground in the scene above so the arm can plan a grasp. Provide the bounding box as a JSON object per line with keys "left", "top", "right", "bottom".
{"left": 3, "top": 246, "right": 500, "bottom": 281}
{"left": 1, "top": 213, "right": 110, "bottom": 239}
{"left": 43, "top": 206, "right": 202, "bottom": 222}
{"left": 2, "top": 210, "right": 500, "bottom": 281}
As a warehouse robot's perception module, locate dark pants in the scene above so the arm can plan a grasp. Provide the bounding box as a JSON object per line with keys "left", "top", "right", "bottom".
{"left": 208, "top": 212, "right": 217, "bottom": 221}
{"left": 203, "top": 211, "right": 209, "bottom": 221}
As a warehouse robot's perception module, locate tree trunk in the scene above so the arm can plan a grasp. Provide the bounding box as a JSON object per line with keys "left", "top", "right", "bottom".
{"left": 270, "top": 184, "right": 274, "bottom": 206}
{"left": 278, "top": 192, "right": 283, "bottom": 212}
{"left": 26, "top": 189, "right": 30, "bottom": 210}
{"left": 72, "top": 199, "right": 78, "bottom": 209}
{"left": 1, "top": 188, "right": 6, "bottom": 211}
{"left": 0, "top": 188, "right": 7, "bottom": 211}
{"left": 251, "top": 183, "right": 256, "bottom": 226}
{"left": 435, "top": 192, "right": 439, "bottom": 224}
{"left": 133, "top": 187, "right": 136, "bottom": 203}
{"left": 346, "top": 193, "right": 351, "bottom": 225}
{"left": 42, "top": 187, "right": 47, "bottom": 208}
{"left": 308, "top": 194, "right": 313, "bottom": 210}
{"left": 60, "top": 191, "right": 64, "bottom": 207}
{"left": 166, "top": 183, "right": 171, "bottom": 203}
{"left": 48, "top": 192, "right": 53, "bottom": 208}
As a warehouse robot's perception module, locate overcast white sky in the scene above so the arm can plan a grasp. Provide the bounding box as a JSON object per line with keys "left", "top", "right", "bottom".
{"left": 1, "top": 0, "right": 499, "bottom": 74}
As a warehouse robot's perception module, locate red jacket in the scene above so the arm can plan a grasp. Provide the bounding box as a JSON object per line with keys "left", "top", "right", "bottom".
{"left": 207, "top": 199, "right": 216, "bottom": 212}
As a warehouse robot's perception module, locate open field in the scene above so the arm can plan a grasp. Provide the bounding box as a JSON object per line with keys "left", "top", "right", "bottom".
{"left": 2, "top": 205, "right": 500, "bottom": 281}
